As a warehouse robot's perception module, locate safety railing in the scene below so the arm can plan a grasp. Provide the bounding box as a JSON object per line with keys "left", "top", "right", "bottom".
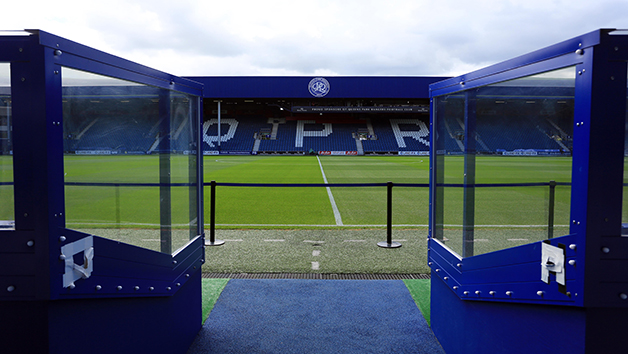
{"left": 1, "top": 180, "right": 568, "bottom": 253}
{"left": 204, "top": 180, "right": 567, "bottom": 249}
{"left": 205, "top": 180, "right": 429, "bottom": 248}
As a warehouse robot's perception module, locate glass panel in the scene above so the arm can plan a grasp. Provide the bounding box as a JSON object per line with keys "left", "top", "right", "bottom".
{"left": 433, "top": 95, "right": 465, "bottom": 256}
{"left": 62, "top": 68, "right": 200, "bottom": 254}
{"left": 433, "top": 66, "right": 575, "bottom": 257}
{"left": 0, "top": 63, "right": 13, "bottom": 229}
{"left": 624, "top": 67, "right": 628, "bottom": 235}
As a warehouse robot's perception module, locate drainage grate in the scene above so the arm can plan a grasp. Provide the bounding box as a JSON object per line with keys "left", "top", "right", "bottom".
{"left": 202, "top": 273, "right": 430, "bottom": 280}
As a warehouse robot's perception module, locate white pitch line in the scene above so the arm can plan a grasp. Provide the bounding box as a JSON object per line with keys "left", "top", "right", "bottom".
{"left": 444, "top": 224, "right": 567, "bottom": 228}
{"left": 311, "top": 261, "right": 320, "bottom": 270}
{"left": 208, "top": 223, "right": 562, "bottom": 228}
{"left": 210, "top": 223, "right": 430, "bottom": 227}
{"left": 312, "top": 250, "right": 321, "bottom": 257}
{"left": 264, "top": 239, "right": 285, "bottom": 242}
{"left": 317, "top": 156, "right": 343, "bottom": 226}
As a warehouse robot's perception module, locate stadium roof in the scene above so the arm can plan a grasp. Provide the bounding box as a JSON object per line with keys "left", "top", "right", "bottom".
{"left": 184, "top": 76, "right": 449, "bottom": 99}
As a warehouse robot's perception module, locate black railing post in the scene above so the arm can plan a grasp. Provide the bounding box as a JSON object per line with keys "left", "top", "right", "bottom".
{"left": 387, "top": 181, "right": 392, "bottom": 241}
{"left": 548, "top": 180, "right": 556, "bottom": 239}
{"left": 378, "top": 181, "right": 401, "bottom": 248}
{"left": 206, "top": 180, "right": 225, "bottom": 246}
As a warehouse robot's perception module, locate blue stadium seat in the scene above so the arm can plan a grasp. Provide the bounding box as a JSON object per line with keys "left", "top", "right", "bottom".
{"left": 68, "top": 113, "right": 570, "bottom": 155}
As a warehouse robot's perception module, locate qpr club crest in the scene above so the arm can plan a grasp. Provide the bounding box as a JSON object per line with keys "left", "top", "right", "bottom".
{"left": 308, "top": 77, "right": 330, "bottom": 97}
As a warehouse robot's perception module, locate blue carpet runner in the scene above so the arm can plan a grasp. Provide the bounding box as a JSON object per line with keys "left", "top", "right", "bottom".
{"left": 187, "top": 279, "right": 444, "bottom": 354}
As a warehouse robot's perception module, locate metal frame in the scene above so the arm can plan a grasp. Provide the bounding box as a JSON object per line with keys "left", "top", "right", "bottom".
{"left": 429, "top": 28, "right": 628, "bottom": 353}
{"left": 3, "top": 30, "right": 205, "bottom": 300}
{"left": 0, "top": 30, "right": 205, "bottom": 354}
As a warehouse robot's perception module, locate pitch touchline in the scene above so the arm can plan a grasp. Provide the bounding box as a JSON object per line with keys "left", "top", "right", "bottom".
{"left": 207, "top": 223, "right": 566, "bottom": 228}
{"left": 70, "top": 222, "right": 564, "bottom": 228}
{"left": 211, "top": 224, "right": 424, "bottom": 227}
{"left": 317, "top": 156, "right": 344, "bottom": 226}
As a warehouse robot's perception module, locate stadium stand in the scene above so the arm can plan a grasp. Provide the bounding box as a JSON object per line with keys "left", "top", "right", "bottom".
{"left": 258, "top": 119, "right": 299, "bottom": 152}
{"left": 478, "top": 115, "right": 563, "bottom": 152}
{"left": 362, "top": 118, "right": 402, "bottom": 153}
{"left": 57, "top": 89, "right": 572, "bottom": 156}
{"left": 64, "top": 115, "right": 156, "bottom": 153}
{"left": 62, "top": 111, "right": 573, "bottom": 155}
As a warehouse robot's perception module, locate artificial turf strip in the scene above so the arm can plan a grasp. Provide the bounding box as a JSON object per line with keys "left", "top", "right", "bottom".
{"left": 201, "top": 278, "right": 229, "bottom": 324}
{"left": 187, "top": 279, "right": 445, "bottom": 354}
{"left": 403, "top": 279, "right": 431, "bottom": 326}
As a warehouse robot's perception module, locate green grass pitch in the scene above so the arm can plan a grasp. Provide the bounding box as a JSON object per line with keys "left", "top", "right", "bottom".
{"left": 1, "top": 154, "right": 574, "bottom": 274}
{"left": 206, "top": 155, "right": 431, "bottom": 227}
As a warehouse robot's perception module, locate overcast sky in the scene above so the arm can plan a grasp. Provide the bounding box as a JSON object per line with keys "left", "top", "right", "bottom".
{"left": 5, "top": 0, "right": 628, "bottom": 77}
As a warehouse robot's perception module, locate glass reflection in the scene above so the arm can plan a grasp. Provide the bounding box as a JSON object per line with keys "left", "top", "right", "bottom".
{"left": 433, "top": 66, "right": 574, "bottom": 257}
{"left": 623, "top": 68, "right": 628, "bottom": 235}
{"left": 62, "top": 67, "right": 199, "bottom": 254}
{"left": 0, "top": 63, "right": 13, "bottom": 229}
{"left": 433, "top": 95, "right": 465, "bottom": 254}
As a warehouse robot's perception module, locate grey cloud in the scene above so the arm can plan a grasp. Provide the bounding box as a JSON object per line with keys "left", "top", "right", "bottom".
{"left": 84, "top": 3, "right": 246, "bottom": 58}
{"left": 40, "top": 0, "right": 628, "bottom": 76}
